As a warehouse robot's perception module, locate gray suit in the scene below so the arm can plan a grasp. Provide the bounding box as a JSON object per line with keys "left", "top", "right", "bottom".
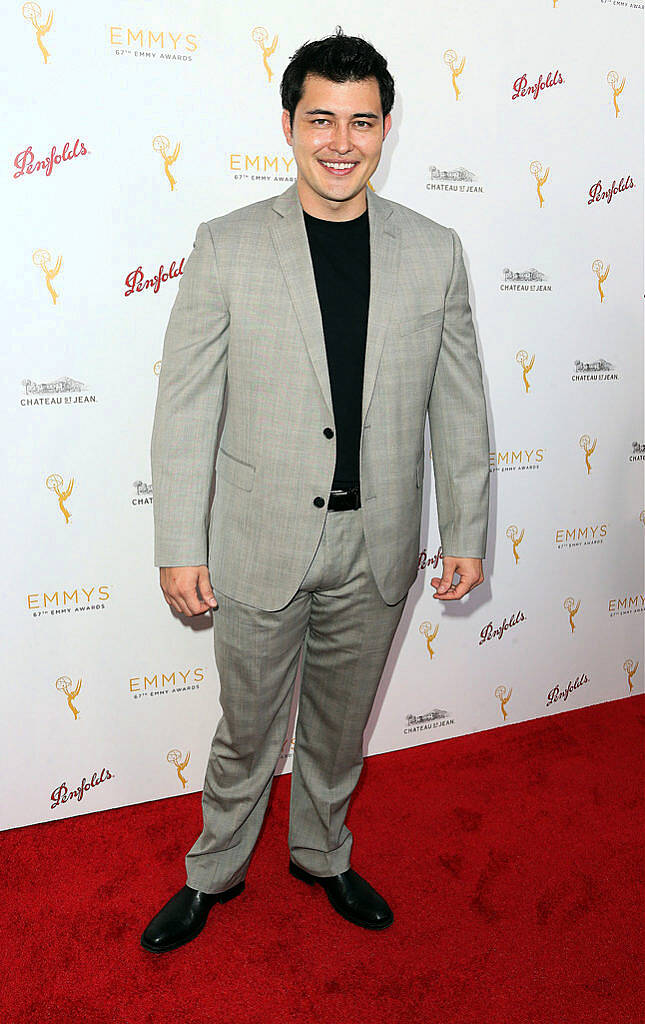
{"left": 150, "top": 182, "right": 489, "bottom": 890}
{"left": 151, "top": 182, "right": 489, "bottom": 609}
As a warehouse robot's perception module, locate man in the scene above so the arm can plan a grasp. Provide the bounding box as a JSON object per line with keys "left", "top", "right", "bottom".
{"left": 141, "top": 27, "right": 489, "bottom": 954}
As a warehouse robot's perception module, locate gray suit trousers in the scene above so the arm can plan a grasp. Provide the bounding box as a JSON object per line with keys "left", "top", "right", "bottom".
{"left": 184, "top": 504, "right": 408, "bottom": 893}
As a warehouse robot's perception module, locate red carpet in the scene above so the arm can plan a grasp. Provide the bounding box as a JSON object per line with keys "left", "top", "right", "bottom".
{"left": 2, "top": 695, "right": 643, "bottom": 1024}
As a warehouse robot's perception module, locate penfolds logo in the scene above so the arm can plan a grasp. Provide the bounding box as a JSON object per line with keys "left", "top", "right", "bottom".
{"left": 546, "top": 673, "right": 589, "bottom": 707}
{"left": 50, "top": 767, "right": 114, "bottom": 809}
{"left": 588, "top": 174, "right": 635, "bottom": 205}
{"left": 417, "top": 544, "right": 442, "bottom": 572}
{"left": 479, "top": 611, "right": 525, "bottom": 645}
{"left": 13, "top": 138, "right": 89, "bottom": 180}
{"left": 512, "top": 69, "right": 564, "bottom": 101}
{"left": 124, "top": 259, "right": 185, "bottom": 297}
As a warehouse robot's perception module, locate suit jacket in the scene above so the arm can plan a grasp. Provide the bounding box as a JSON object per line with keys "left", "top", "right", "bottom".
{"left": 150, "top": 182, "right": 490, "bottom": 610}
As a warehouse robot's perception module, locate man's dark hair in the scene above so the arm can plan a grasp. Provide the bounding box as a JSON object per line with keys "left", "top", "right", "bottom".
{"left": 280, "top": 26, "right": 395, "bottom": 128}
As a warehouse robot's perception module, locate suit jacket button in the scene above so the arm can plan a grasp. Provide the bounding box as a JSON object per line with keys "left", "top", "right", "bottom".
{"left": 313, "top": 496, "right": 325, "bottom": 508}
{"left": 323, "top": 427, "right": 334, "bottom": 438}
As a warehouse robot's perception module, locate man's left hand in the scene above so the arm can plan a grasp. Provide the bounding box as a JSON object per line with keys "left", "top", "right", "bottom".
{"left": 430, "top": 556, "right": 484, "bottom": 601}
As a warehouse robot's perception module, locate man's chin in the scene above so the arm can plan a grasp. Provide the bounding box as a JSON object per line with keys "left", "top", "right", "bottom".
{"left": 313, "top": 177, "right": 368, "bottom": 204}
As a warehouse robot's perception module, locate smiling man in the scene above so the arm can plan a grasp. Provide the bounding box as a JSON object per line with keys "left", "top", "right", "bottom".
{"left": 281, "top": 74, "right": 390, "bottom": 217}
{"left": 143, "top": 26, "right": 490, "bottom": 953}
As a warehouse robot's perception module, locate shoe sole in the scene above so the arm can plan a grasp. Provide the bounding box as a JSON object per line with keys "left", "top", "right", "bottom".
{"left": 140, "top": 880, "right": 245, "bottom": 953}
{"left": 289, "top": 861, "right": 393, "bottom": 930}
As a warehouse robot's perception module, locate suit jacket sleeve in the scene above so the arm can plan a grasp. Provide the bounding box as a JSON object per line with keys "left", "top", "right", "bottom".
{"left": 150, "top": 220, "right": 230, "bottom": 567}
{"left": 427, "top": 227, "right": 490, "bottom": 559}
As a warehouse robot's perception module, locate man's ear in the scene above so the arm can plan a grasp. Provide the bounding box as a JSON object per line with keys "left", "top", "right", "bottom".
{"left": 382, "top": 112, "right": 392, "bottom": 142}
{"left": 281, "top": 109, "right": 293, "bottom": 145}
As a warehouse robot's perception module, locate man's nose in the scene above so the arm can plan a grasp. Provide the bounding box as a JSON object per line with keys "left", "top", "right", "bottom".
{"left": 330, "top": 124, "right": 352, "bottom": 153}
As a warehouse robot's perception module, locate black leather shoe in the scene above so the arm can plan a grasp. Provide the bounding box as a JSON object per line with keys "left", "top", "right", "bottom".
{"left": 289, "top": 860, "right": 393, "bottom": 929}
{"left": 140, "top": 880, "right": 245, "bottom": 953}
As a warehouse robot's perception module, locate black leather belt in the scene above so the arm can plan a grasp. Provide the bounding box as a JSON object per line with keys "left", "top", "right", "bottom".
{"left": 328, "top": 485, "right": 361, "bottom": 511}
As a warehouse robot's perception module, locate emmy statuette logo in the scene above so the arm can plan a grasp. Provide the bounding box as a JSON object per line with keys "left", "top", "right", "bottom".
{"left": 579, "top": 434, "right": 597, "bottom": 474}
{"left": 167, "top": 749, "right": 190, "bottom": 788}
{"left": 23, "top": 2, "right": 53, "bottom": 63}
{"left": 529, "top": 160, "right": 550, "bottom": 208}
{"left": 495, "top": 684, "right": 512, "bottom": 721}
{"left": 516, "top": 350, "right": 535, "bottom": 392}
{"left": 252, "top": 26, "right": 278, "bottom": 82}
{"left": 46, "top": 472, "right": 73, "bottom": 523}
{"left": 443, "top": 49, "right": 465, "bottom": 101}
{"left": 623, "top": 659, "right": 639, "bottom": 692}
{"left": 56, "top": 675, "right": 82, "bottom": 719}
{"left": 153, "top": 135, "right": 180, "bottom": 191}
{"left": 607, "top": 70, "right": 626, "bottom": 117}
{"left": 418, "top": 621, "right": 439, "bottom": 659}
{"left": 33, "top": 248, "right": 62, "bottom": 304}
{"left": 563, "top": 597, "right": 581, "bottom": 634}
{"left": 506, "top": 525, "right": 524, "bottom": 565}
{"left": 591, "top": 260, "right": 610, "bottom": 303}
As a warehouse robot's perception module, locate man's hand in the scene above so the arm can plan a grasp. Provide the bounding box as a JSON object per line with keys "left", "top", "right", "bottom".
{"left": 159, "top": 565, "right": 218, "bottom": 616}
{"left": 430, "top": 556, "right": 484, "bottom": 601}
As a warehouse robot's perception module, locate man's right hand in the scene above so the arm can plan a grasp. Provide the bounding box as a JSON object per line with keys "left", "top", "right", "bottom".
{"left": 159, "top": 565, "right": 218, "bottom": 616}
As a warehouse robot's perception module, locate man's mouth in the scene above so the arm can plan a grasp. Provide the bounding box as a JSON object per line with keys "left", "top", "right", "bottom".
{"left": 318, "top": 159, "right": 359, "bottom": 176}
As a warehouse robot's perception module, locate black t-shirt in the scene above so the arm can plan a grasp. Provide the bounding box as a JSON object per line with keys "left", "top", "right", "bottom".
{"left": 303, "top": 207, "right": 370, "bottom": 491}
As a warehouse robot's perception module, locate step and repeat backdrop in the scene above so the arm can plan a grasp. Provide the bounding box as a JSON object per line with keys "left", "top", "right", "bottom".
{"left": 2, "top": 0, "right": 643, "bottom": 830}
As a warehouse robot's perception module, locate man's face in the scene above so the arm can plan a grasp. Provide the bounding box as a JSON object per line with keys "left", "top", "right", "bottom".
{"left": 282, "top": 73, "right": 392, "bottom": 219}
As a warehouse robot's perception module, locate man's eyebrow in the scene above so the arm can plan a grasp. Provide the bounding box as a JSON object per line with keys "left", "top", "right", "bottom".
{"left": 304, "top": 108, "right": 379, "bottom": 119}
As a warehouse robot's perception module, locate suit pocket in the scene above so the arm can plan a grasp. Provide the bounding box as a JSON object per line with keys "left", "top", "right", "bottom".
{"left": 397, "top": 307, "right": 444, "bottom": 337}
{"left": 215, "top": 445, "right": 256, "bottom": 492}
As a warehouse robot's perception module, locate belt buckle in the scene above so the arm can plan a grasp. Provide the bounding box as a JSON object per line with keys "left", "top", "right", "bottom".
{"left": 330, "top": 485, "right": 360, "bottom": 510}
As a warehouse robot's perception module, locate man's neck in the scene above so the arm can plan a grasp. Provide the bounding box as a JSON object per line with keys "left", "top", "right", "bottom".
{"left": 297, "top": 180, "right": 367, "bottom": 222}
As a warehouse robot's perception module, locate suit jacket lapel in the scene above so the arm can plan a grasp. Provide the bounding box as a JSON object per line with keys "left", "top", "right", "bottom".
{"left": 269, "top": 181, "right": 401, "bottom": 430}
{"left": 362, "top": 185, "right": 400, "bottom": 428}
{"left": 270, "top": 184, "right": 333, "bottom": 416}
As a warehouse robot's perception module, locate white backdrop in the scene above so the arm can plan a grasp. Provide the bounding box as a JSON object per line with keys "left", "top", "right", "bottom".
{"left": 2, "top": 0, "right": 643, "bottom": 830}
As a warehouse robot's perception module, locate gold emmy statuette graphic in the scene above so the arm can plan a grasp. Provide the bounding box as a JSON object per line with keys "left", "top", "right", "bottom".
{"left": 153, "top": 135, "right": 180, "bottom": 191}
{"left": 529, "top": 160, "right": 550, "bottom": 208}
{"left": 55, "top": 675, "right": 82, "bottom": 720}
{"left": 252, "top": 26, "right": 278, "bottom": 82}
{"left": 167, "top": 748, "right": 190, "bottom": 789}
{"left": 515, "top": 349, "right": 535, "bottom": 393}
{"left": 591, "top": 259, "right": 610, "bottom": 303}
{"left": 23, "top": 2, "right": 53, "bottom": 64}
{"left": 494, "top": 684, "right": 512, "bottom": 721}
{"left": 505, "top": 525, "right": 524, "bottom": 565}
{"left": 443, "top": 49, "right": 465, "bottom": 101}
{"left": 33, "top": 248, "right": 62, "bottom": 304}
{"left": 579, "top": 434, "right": 597, "bottom": 474}
{"left": 153, "top": 360, "right": 162, "bottom": 376}
{"left": 607, "top": 70, "right": 626, "bottom": 118}
{"left": 563, "top": 596, "right": 580, "bottom": 635}
{"left": 367, "top": 179, "right": 375, "bottom": 192}
{"left": 46, "top": 472, "right": 74, "bottom": 523}
{"left": 623, "top": 659, "right": 639, "bottom": 693}
{"left": 418, "top": 621, "right": 439, "bottom": 659}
